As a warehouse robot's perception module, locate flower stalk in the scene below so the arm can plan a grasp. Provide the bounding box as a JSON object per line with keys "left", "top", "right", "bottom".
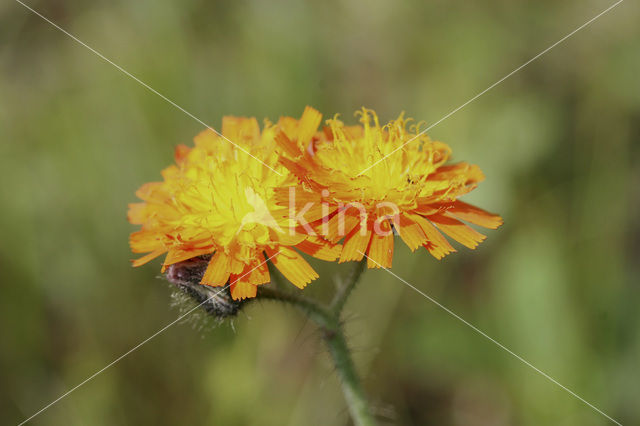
{"left": 323, "top": 323, "right": 376, "bottom": 426}
{"left": 255, "top": 263, "right": 376, "bottom": 426}
{"left": 331, "top": 258, "right": 368, "bottom": 315}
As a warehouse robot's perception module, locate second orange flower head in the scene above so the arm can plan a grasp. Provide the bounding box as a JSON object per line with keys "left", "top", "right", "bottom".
{"left": 275, "top": 107, "right": 503, "bottom": 268}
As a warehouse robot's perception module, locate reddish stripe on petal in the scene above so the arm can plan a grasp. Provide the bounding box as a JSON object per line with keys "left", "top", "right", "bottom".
{"left": 296, "top": 236, "right": 342, "bottom": 261}
{"left": 447, "top": 201, "right": 503, "bottom": 229}
{"left": 407, "top": 213, "right": 456, "bottom": 260}
{"left": 339, "top": 225, "right": 372, "bottom": 263}
{"left": 325, "top": 210, "right": 362, "bottom": 243}
{"left": 174, "top": 144, "right": 191, "bottom": 164}
{"left": 275, "top": 131, "right": 302, "bottom": 159}
{"left": 396, "top": 214, "right": 427, "bottom": 251}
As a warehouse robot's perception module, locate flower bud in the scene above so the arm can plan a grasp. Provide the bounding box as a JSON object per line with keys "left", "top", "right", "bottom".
{"left": 165, "top": 256, "right": 244, "bottom": 318}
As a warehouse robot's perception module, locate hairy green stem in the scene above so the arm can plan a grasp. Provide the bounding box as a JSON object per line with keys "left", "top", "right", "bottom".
{"left": 330, "top": 258, "right": 367, "bottom": 315}
{"left": 255, "top": 263, "right": 375, "bottom": 426}
{"left": 256, "top": 287, "right": 333, "bottom": 328}
{"left": 323, "top": 324, "right": 376, "bottom": 426}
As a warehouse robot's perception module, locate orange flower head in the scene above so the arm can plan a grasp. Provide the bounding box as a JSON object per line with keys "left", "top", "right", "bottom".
{"left": 275, "top": 107, "right": 503, "bottom": 269}
{"left": 128, "top": 116, "right": 340, "bottom": 300}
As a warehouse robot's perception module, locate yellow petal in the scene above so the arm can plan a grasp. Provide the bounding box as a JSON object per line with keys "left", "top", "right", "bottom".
{"left": 296, "top": 106, "right": 322, "bottom": 145}
{"left": 221, "top": 116, "right": 260, "bottom": 143}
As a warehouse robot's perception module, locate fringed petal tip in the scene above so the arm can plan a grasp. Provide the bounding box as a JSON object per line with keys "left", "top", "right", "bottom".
{"left": 267, "top": 247, "right": 319, "bottom": 289}
{"left": 423, "top": 242, "right": 456, "bottom": 260}
{"left": 230, "top": 281, "right": 258, "bottom": 300}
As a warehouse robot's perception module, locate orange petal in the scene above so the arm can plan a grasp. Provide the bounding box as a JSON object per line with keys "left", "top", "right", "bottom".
{"left": 201, "top": 251, "right": 231, "bottom": 287}
{"left": 229, "top": 280, "right": 257, "bottom": 300}
{"left": 244, "top": 253, "right": 270, "bottom": 285}
{"left": 278, "top": 157, "right": 316, "bottom": 187}
{"left": 127, "top": 203, "right": 148, "bottom": 224}
{"left": 269, "top": 227, "right": 307, "bottom": 246}
{"left": 339, "top": 225, "right": 372, "bottom": 263}
{"left": 131, "top": 249, "right": 166, "bottom": 267}
{"left": 174, "top": 144, "right": 191, "bottom": 164}
{"left": 396, "top": 214, "right": 427, "bottom": 251}
{"left": 429, "top": 214, "right": 486, "bottom": 249}
{"left": 325, "top": 210, "right": 362, "bottom": 243}
{"left": 447, "top": 201, "right": 503, "bottom": 229}
{"left": 367, "top": 227, "right": 393, "bottom": 268}
{"left": 412, "top": 203, "right": 443, "bottom": 216}
{"left": 266, "top": 247, "right": 318, "bottom": 289}
{"left": 163, "top": 246, "right": 214, "bottom": 268}
{"left": 407, "top": 213, "right": 456, "bottom": 260}
{"left": 229, "top": 256, "right": 245, "bottom": 274}
{"left": 129, "top": 230, "right": 163, "bottom": 253}
{"left": 275, "top": 131, "right": 302, "bottom": 158}
{"left": 135, "top": 182, "right": 166, "bottom": 202}
{"left": 296, "top": 236, "right": 342, "bottom": 261}
{"left": 431, "top": 162, "right": 485, "bottom": 183}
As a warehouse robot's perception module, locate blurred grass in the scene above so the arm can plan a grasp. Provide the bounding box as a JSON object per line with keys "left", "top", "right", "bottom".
{"left": 1, "top": 0, "right": 639, "bottom": 425}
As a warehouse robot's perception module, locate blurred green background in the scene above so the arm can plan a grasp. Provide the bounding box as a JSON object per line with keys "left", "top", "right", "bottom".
{"left": 1, "top": 0, "right": 639, "bottom": 425}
